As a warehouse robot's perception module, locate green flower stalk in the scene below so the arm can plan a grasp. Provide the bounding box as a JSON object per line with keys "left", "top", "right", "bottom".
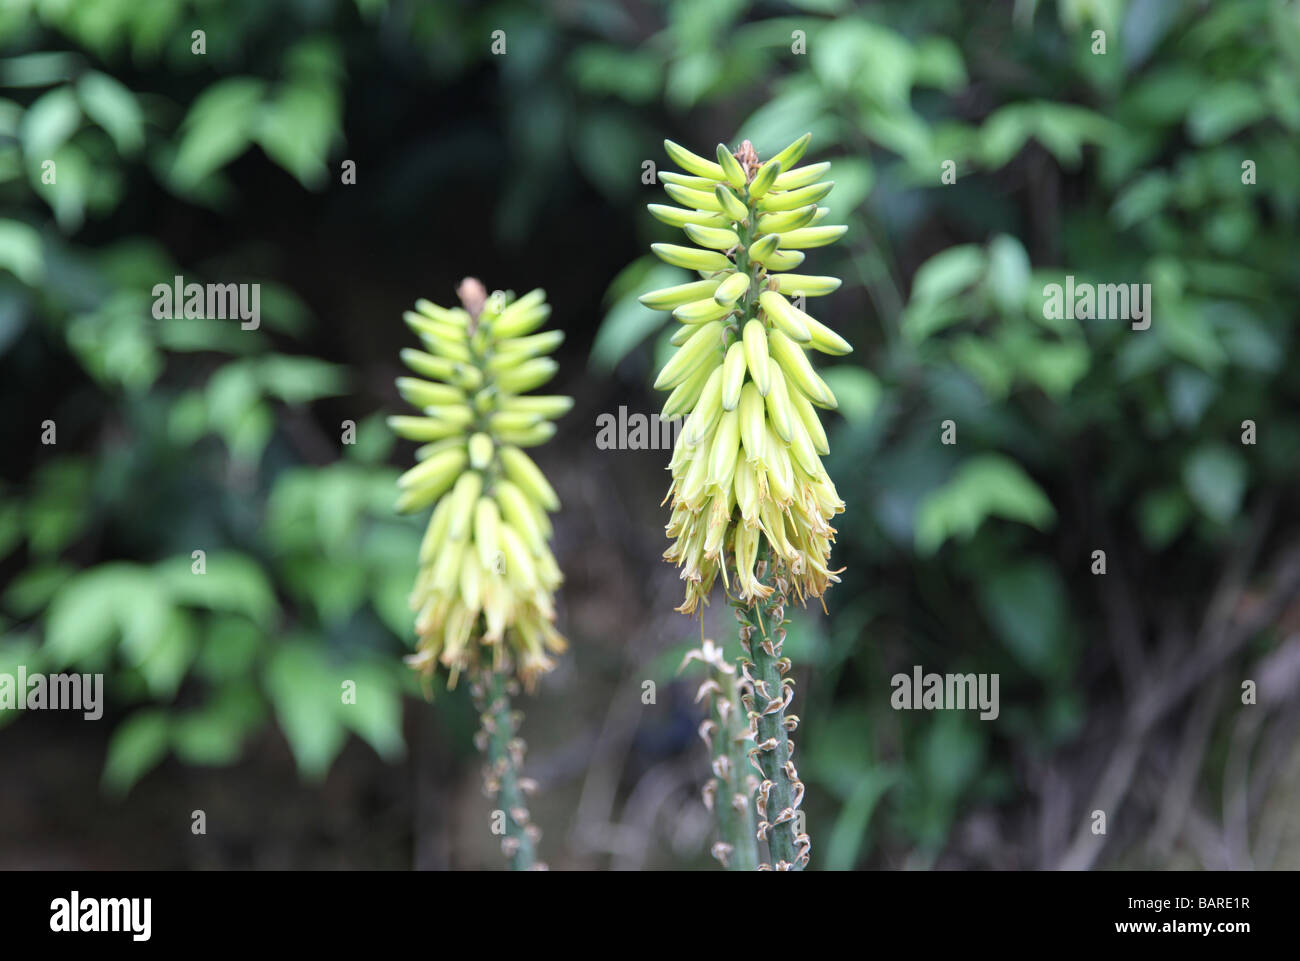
{"left": 391, "top": 278, "right": 572, "bottom": 690}
{"left": 471, "top": 671, "right": 543, "bottom": 870}
{"left": 681, "top": 639, "right": 759, "bottom": 871}
{"left": 390, "top": 278, "right": 570, "bottom": 869}
{"left": 641, "top": 135, "right": 851, "bottom": 618}
{"left": 642, "top": 136, "right": 851, "bottom": 870}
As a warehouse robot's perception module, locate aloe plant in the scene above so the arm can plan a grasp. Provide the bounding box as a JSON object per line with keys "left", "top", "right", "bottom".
{"left": 642, "top": 136, "right": 852, "bottom": 870}
{"left": 389, "top": 277, "right": 571, "bottom": 869}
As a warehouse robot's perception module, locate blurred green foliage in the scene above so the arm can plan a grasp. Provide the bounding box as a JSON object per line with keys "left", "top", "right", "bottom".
{"left": 0, "top": 0, "right": 411, "bottom": 793}
{"left": 1, "top": 0, "right": 1296, "bottom": 867}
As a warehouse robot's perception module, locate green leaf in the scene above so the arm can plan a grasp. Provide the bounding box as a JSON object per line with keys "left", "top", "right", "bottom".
{"left": 979, "top": 105, "right": 1033, "bottom": 168}
{"left": 902, "top": 245, "right": 986, "bottom": 342}
{"left": 171, "top": 686, "right": 262, "bottom": 766}
{"left": 1183, "top": 444, "right": 1247, "bottom": 523}
{"left": 287, "top": 558, "right": 367, "bottom": 625}
{"left": 569, "top": 45, "right": 660, "bottom": 104}
{"left": 20, "top": 86, "right": 80, "bottom": 159}
{"left": 915, "top": 454, "right": 1056, "bottom": 555}
{"left": 984, "top": 234, "right": 1030, "bottom": 313}
{"left": 823, "top": 768, "right": 897, "bottom": 870}
{"left": 77, "top": 72, "right": 144, "bottom": 155}
{"left": 134, "top": 608, "right": 197, "bottom": 698}
{"left": 0, "top": 635, "right": 42, "bottom": 679}
{"left": 264, "top": 642, "right": 347, "bottom": 780}
{"left": 0, "top": 53, "right": 78, "bottom": 88}
{"left": 103, "top": 710, "right": 170, "bottom": 795}
{"left": 666, "top": 51, "right": 721, "bottom": 108}
{"left": 256, "top": 355, "right": 347, "bottom": 404}
{"left": 813, "top": 20, "right": 914, "bottom": 104}
{"left": 114, "top": 580, "right": 173, "bottom": 670}
{"left": 1111, "top": 171, "right": 1172, "bottom": 230}
{"left": 155, "top": 551, "right": 277, "bottom": 627}
{"left": 1188, "top": 83, "right": 1268, "bottom": 144}
{"left": 172, "top": 710, "right": 245, "bottom": 765}
{"left": 1031, "top": 104, "right": 1111, "bottom": 168}
{"left": 41, "top": 143, "right": 91, "bottom": 232}
{"left": 227, "top": 401, "right": 274, "bottom": 465}
{"left": 44, "top": 564, "right": 145, "bottom": 665}
{"left": 1137, "top": 487, "right": 1190, "bottom": 549}
{"left": 4, "top": 563, "right": 74, "bottom": 618}
{"left": 826, "top": 157, "right": 875, "bottom": 214}
{"left": 951, "top": 335, "right": 1013, "bottom": 398}
{"left": 371, "top": 568, "right": 416, "bottom": 639}
{"left": 337, "top": 665, "right": 405, "bottom": 762}
{"left": 344, "top": 412, "right": 396, "bottom": 465}
{"left": 314, "top": 467, "right": 365, "bottom": 556}
{"left": 166, "top": 390, "right": 209, "bottom": 445}
{"left": 590, "top": 262, "right": 686, "bottom": 372}
{"left": 172, "top": 78, "right": 266, "bottom": 189}
{"left": 734, "top": 81, "right": 832, "bottom": 158}
{"left": 912, "top": 37, "right": 967, "bottom": 92}
{"left": 66, "top": 295, "right": 162, "bottom": 391}
{"left": 25, "top": 459, "right": 90, "bottom": 556}
{"left": 204, "top": 360, "right": 260, "bottom": 433}
{"left": 195, "top": 616, "right": 264, "bottom": 683}
{"left": 1017, "top": 339, "right": 1090, "bottom": 399}
{"left": 253, "top": 82, "right": 338, "bottom": 188}
{"left": 910, "top": 244, "right": 986, "bottom": 307}
{"left": 819, "top": 367, "right": 881, "bottom": 425}
{"left": 0, "top": 219, "right": 43, "bottom": 285}
{"left": 978, "top": 561, "right": 1070, "bottom": 677}
{"left": 923, "top": 712, "right": 985, "bottom": 798}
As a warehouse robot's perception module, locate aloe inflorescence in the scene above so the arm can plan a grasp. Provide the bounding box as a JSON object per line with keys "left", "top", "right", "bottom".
{"left": 642, "top": 135, "right": 851, "bottom": 618}
{"left": 391, "top": 278, "right": 571, "bottom": 689}
{"left": 390, "top": 277, "right": 571, "bottom": 869}
{"left": 643, "top": 135, "right": 852, "bottom": 870}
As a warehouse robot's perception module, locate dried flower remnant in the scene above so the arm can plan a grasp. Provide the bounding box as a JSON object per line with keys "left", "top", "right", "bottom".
{"left": 681, "top": 638, "right": 759, "bottom": 871}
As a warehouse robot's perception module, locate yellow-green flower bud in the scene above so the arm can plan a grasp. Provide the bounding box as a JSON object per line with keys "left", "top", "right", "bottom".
{"left": 641, "top": 136, "right": 852, "bottom": 615}
{"left": 391, "top": 278, "right": 570, "bottom": 688}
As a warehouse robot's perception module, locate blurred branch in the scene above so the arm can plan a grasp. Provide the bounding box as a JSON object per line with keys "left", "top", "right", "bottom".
{"left": 1056, "top": 523, "right": 1300, "bottom": 870}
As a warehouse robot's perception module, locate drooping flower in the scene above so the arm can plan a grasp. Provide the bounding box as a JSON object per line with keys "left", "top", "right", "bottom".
{"left": 390, "top": 278, "right": 571, "bottom": 687}
{"left": 642, "top": 136, "right": 851, "bottom": 614}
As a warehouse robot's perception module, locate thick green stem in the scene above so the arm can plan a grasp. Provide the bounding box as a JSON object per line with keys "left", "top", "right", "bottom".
{"left": 733, "top": 549, "right": 809, "bottom": 870}
{"left": 473, "top": 670, "right": 542, "bottom": 870}
{"left": 707, "top": 660, "right": 759, "bottom": 870}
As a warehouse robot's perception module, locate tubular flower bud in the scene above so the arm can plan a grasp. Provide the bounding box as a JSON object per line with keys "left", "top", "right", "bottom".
{"left": 391, "top": 278, "right": 571, "bottom": 688}
{"left": 642, "top": 137, "right": 850, "bottom": 615}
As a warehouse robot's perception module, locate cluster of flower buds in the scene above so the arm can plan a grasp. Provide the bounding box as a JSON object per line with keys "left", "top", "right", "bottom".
{"left": 641, "top": 135, "right": 851, "bottom": 614}
{"left": 390, "top": 278, "right": 571, "bottom": 687}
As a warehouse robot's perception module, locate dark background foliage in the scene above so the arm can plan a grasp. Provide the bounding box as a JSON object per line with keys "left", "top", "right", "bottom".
{"left": 2, "top": 0, "right": 1298, "bottom": 869}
